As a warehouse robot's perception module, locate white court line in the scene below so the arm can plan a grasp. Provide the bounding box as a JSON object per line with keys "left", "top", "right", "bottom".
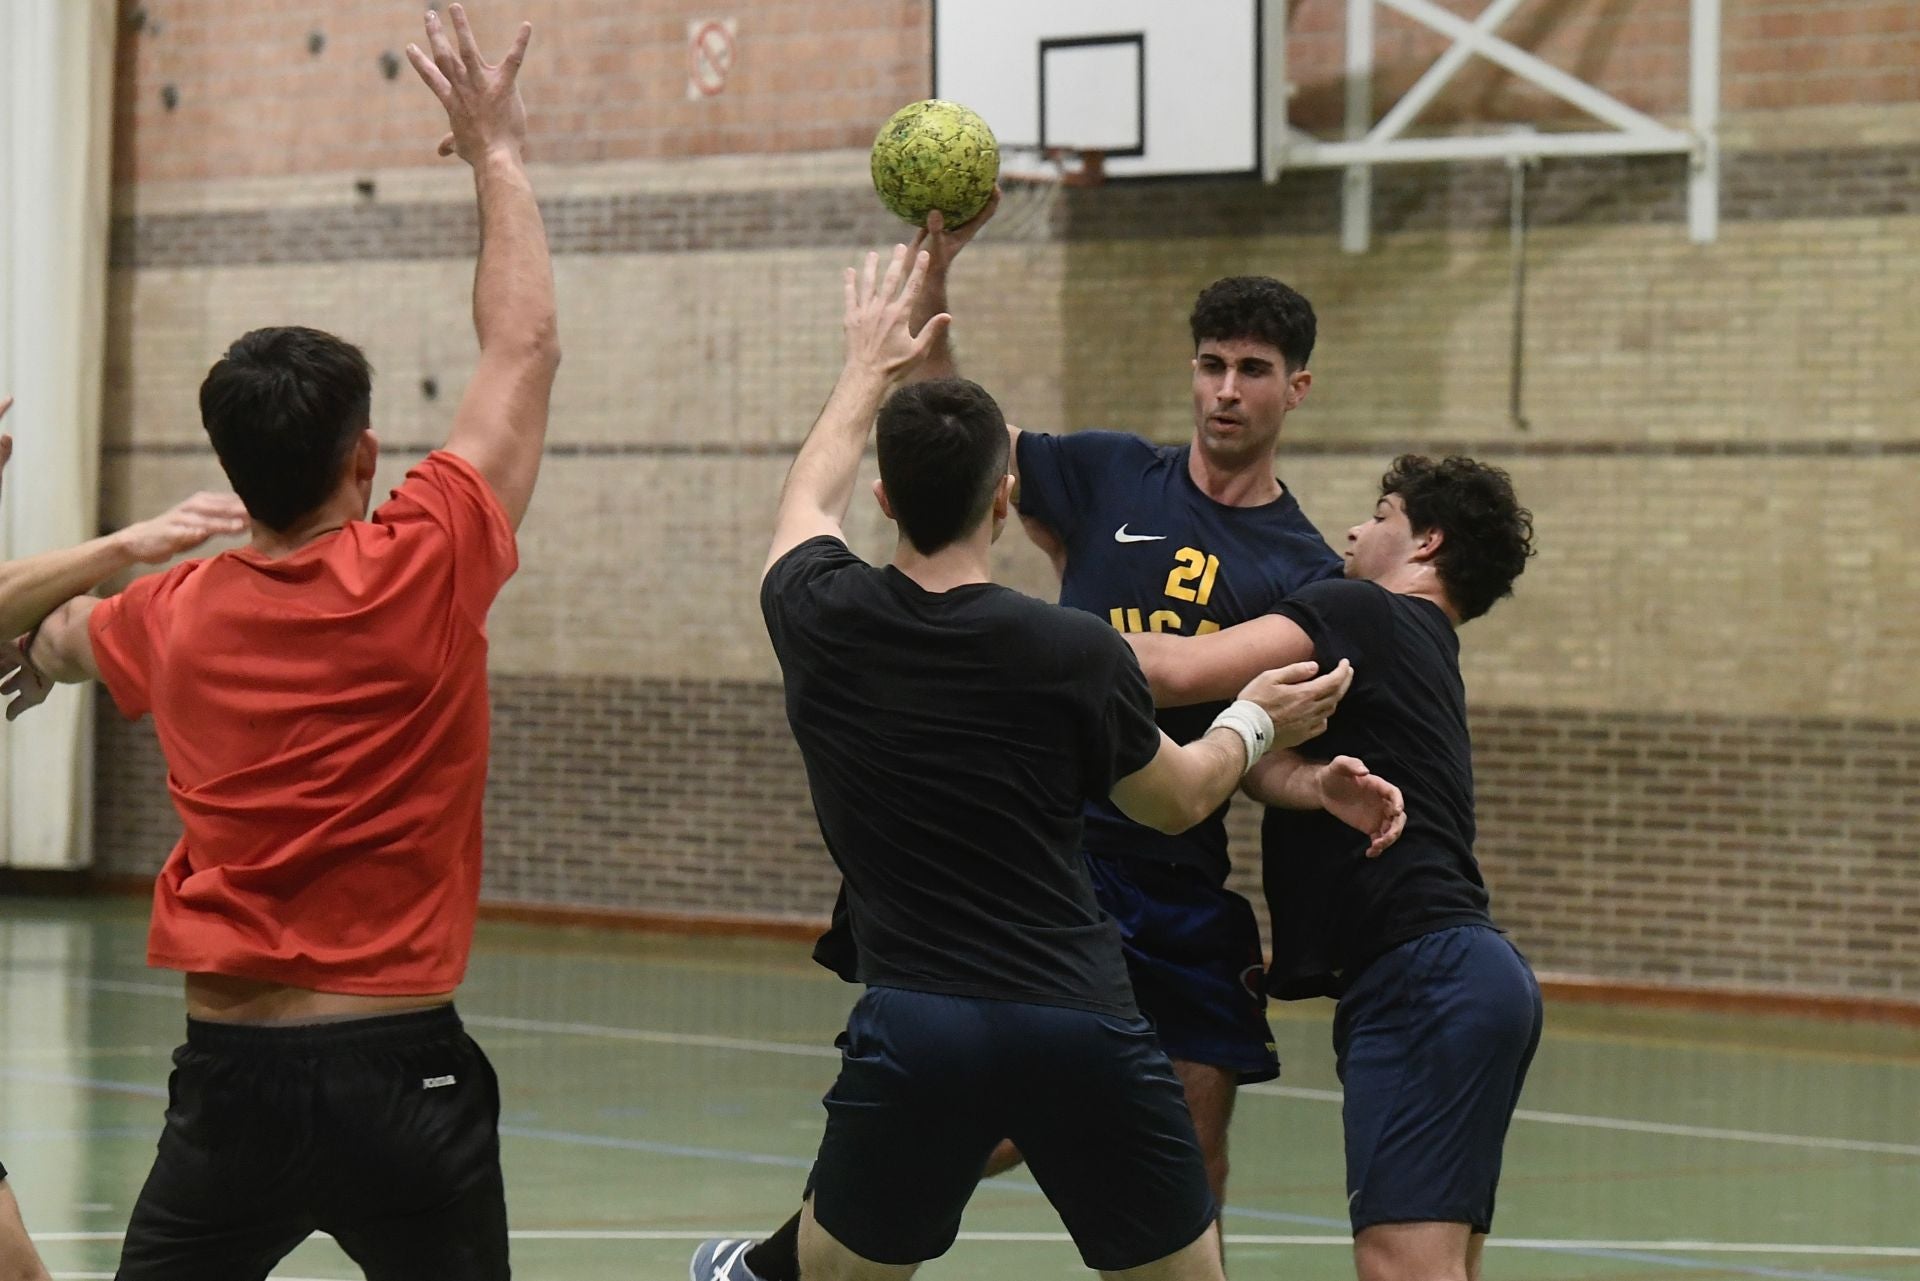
{"left": 64, "top": 977, "right": 1920, "bottom": 1157}
{"left": 1242, "top": 1083, "right": 1920, "bottom": 1158}
{"left": 35, "top": 1230, "right": 1920, "bottom": 1257}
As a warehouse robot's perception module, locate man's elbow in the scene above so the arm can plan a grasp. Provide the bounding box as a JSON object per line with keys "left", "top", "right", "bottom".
{"left": 526, "top": 318, "right": 561, "bottom": 375}
{"left": 1131, "top": 791, "right": 1209, "bottom": 836}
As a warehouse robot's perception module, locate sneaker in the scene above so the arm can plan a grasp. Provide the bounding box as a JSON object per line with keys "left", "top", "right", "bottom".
{"left": 689, "top": 1238, "right": 765, "bottom": 1281}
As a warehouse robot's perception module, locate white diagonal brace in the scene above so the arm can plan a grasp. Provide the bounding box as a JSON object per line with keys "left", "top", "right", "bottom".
{"left": 1378, "top": 0, "right": 1681, "bottom": 139}
{"left": 1369, "top": 0, "right": 1531, "bottom": 147}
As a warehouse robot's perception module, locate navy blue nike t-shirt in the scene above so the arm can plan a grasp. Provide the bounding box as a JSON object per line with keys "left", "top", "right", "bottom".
{"left": 1016, "top": 429, "right": 1343, "bottom": 883}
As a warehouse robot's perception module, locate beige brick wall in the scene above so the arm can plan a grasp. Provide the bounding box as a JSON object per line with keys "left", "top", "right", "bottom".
{"left": 92, "top": 2, "right": 1920, "bottom": 1001}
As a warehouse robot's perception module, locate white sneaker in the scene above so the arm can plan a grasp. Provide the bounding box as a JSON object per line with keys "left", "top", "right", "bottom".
{"left": 689, "top": 1238, "right": 766, "bottom": 1281}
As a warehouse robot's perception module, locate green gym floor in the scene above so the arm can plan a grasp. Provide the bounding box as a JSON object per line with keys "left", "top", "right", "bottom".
{"left": 1, "top": 898, "right": 1915, "bottom": 1280}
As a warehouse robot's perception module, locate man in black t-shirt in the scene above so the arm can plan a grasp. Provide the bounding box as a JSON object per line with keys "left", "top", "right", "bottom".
{"left": 751, "top": 245, "right": 1398, "bottom": 1281}
{"left": 1127, "top": 455, "right": 1540, "bottom": 1281}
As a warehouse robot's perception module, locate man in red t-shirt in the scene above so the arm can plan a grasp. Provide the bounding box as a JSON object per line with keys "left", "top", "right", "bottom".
{"left": 6, "top": 9, "right": 556, "bottom": 1279}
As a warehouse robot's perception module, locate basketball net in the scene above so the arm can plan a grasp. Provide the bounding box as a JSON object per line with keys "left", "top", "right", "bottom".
{"left": 993, "top": 147, "right": 1106, "bottom": 241}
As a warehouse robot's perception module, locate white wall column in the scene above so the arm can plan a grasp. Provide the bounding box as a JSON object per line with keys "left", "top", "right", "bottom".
{"left": 0, "top": 0, "right": 118, "bottom": 871}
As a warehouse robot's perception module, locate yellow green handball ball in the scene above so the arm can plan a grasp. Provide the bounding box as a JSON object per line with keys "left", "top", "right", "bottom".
{"left": 870, "top": 99, "right": 1000, "bottom": 227}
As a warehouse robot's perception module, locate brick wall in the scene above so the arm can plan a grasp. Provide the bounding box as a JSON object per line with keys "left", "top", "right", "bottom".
{"left": 112, "top": 1, "right": 1920, "bottom": 188}
{"left": 95, "top": 688, "right": 1920, "bottom": 998}
{"left": 89, "top": 0, "right": 1920, "bottom": 1003}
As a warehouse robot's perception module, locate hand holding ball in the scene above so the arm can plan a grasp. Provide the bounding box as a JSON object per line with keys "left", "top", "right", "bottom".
{"left": 870, "top": 100, "right": 999, "bottom": 228}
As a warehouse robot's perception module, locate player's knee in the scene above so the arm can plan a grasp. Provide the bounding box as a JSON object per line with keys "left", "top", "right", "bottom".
{"left": 1352, "top": 1233, "right": 1467, "bottom": 1281}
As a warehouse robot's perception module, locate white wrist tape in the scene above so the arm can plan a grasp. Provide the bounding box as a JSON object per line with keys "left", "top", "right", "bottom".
{"left": 1210, "top": 699, "right": 1276, "bottom": 773}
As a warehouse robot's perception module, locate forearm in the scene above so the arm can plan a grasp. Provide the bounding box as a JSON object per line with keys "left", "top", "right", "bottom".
{"left": 1166, "top": 727, "right": 1257, "bottom": 824}
{"left": 780, "top": 366, "right": 890, "bottom": 526}
{"left": 1115, "top": 726, "right": 1247, "bottom": 834}
{"left": 28, "top": 597, "right": 99, "bottom": 684}
{"left": 1127, "top": 615, "right": 1318, "bottom": 708}
{"left": 1241, "top": 751, "right": 1325, "bottom": 809}
{"left": 907, "top": 272, "right": 957, "bottom": 381}
{"left": 471, "top": 149, "right": 558, "bottom": 361}
{"left": 0, "top": 533, "right": 136, "bottom": 639}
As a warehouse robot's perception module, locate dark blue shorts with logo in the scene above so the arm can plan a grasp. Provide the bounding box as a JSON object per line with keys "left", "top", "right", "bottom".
{"left": 1084, "top": 852, "right": 1280, "bottom": 1083}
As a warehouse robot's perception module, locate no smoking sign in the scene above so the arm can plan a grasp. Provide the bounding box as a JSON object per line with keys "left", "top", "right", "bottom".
{"left": 686, "top": 18, "right": 738, "bottom": 99}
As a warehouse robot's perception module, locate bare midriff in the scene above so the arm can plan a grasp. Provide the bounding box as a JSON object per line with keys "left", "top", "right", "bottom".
{"left": 184, "top": 973, "right": 455, "bottom": 1024}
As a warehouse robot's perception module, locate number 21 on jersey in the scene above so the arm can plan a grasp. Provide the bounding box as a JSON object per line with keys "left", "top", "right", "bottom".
{"left": 1109, "top": 547, "right": 1223, "bottom": 635}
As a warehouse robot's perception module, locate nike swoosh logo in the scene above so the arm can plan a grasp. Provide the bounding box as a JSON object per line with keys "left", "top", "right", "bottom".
{"left": 1114, "top": 524, "right": 1168, "bottom": 543}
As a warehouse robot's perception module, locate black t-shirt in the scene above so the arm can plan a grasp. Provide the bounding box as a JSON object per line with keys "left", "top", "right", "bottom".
{"left": 761, "top": 537, "right": 1163, "bottom": 1016}
{"left": 1260, "top": 578, "right": 1494, "bottom": 997}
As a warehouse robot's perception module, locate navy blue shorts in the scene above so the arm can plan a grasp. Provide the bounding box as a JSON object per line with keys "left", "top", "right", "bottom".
{"left": 1335, "top": 925, "right": 1542, "bottom": 1235}
{"left": 809, "top": 986, "right": 1218, "bottom": 1270}
{"left": 1085, "top": 854, "right": 1279, "bottom": 1083}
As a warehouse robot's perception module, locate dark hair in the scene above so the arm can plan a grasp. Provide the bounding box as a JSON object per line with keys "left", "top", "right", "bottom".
{"left": 199, "top": 326, "right": 373, "bottom": 532}
{"left": 1381, "top": 454, "right": 1535, "bottom": 622}
{"left": 875, "top": 379, "right": 1010, "bottom": 555}
{"left": 1189, "top": 276, "right": 1316, "bottom": 371}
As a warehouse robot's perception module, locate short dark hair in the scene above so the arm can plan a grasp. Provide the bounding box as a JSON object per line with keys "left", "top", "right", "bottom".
{"left": 1189, "top": 276, "right": 1316, "bottom": 372}
{"left": 875, "top": 379, "right": 1010, "bottom": 555}
{"left": 199, "top": 326, "right": 373, "bottom": 532}
{"left": 1381, "top": 454, "right": 1535, "bottom": 622}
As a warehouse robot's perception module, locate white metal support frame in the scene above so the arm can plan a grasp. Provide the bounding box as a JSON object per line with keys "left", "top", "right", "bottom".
{"left": 1263, "top": 0, "right": 1720, "bottom": 252}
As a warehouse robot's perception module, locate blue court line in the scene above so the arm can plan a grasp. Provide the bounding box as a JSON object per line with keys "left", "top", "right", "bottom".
{"left": 6, "top": 1065, "right": 1894, "bottom": 1281}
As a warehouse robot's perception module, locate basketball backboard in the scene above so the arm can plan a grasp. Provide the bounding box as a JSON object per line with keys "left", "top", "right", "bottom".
{"left": 931, "top": 1, "right": 1263, "bottom": 180}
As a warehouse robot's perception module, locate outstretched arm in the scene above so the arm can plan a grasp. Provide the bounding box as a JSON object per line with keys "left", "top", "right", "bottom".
{"left": 1127, "top": 613, "right": 1320, "bottom": 708}
{"left": 1109, "top": 660, "right": 1353, "bottom": 833}
{"left": 1244, "top": 753, "right": 1405, "bottom": 857}
{"left": 762, "top": 245, "right": 950, "bottom": 578}
{"left": 409, "top": 5, "right": 559, "bottom": 532}
{"left": 0, "top": 488, "right": 245, "bottom": 640}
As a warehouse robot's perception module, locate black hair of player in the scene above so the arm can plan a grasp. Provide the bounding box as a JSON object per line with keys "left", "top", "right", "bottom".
{"left": 875, "top": 378, "right": 1011, "bottom": 555}
{"left": 1381, "top": 454, "right": 1536, "bottom": 622}
{"left": 199, "top": 326, "right": 373, "bottom": 532}
{"left": 1189, "top": 277, "right": 1316, "bottom": 372}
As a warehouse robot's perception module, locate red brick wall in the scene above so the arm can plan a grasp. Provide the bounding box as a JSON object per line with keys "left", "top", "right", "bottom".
{"left": 114, "top": 1, "right": 1920, "bottom": 188}
{"left": 114, "top": 0, "right": 929, "bottom": 183}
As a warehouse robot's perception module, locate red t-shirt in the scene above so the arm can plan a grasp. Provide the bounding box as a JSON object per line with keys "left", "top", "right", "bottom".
{"left": 89, "top": 451, "right": 517, "bottom": 994}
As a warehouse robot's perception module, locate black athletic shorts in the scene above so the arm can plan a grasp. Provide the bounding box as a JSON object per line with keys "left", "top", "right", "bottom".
{"left": 116, "top": 1005, "right": 507, "bottom": 1281}
{"left": 809, "top": 985, "right": 1218, "bottom": 1271}
{"left": 1085, "top": 853, "right": 1280, "bottom": 1083}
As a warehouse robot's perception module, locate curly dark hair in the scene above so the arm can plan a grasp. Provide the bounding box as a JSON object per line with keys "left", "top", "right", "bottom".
{"left": 1188, "top": 276, "right": 1316, "bottom": 371}
{"left": 1381, "top": 454, "right": 1535, "bottom": 622}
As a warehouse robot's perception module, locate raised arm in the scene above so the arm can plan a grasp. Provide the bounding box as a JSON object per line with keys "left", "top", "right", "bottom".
{"left": 1127, "top": 613, "right": 1320, "bottom": 708}
{"left": 1109, "top": 660, "right": 1352, "bottom": 833}
{"left": 409, "top": 6, "right": 558, "bottom": 532}
{"left": 903, "top": 192, "right": 1000, "bottom": 383}
{"left": 762, "top": 246, "right": 950, "bottom": 578}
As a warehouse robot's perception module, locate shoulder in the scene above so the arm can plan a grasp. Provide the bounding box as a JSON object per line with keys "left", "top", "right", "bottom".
{"left": 1013, "top": 592, "right": 1134, "bottom": 672}
{"left": 1290, "top": 576, "right": 1381, "bottom": 608}
{"left": 1021, "top": 428, "right": 1169, "bottom": 465}
{"left": 100, "top": 556, "right": 212, "bottom": 619}
{"left": 1276, "top": 577, "right": 1394, "bottom": 634}
{"left": 376, "top": 451, "right": 513, "bottom": 532}
{"left": 761, "top": 536, "right": 867, "bottom": 609}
